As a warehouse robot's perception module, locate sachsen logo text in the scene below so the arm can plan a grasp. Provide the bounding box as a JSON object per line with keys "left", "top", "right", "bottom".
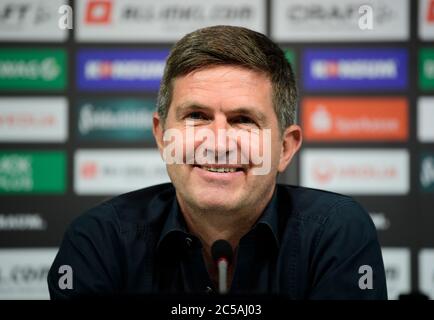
{"left": 302, "top": 97, "right": 408, "bottom": 142}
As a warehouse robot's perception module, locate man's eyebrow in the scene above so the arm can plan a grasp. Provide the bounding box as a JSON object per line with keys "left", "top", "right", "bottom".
{"left": 175, "top": 102, "right": 267, "bottom": 123}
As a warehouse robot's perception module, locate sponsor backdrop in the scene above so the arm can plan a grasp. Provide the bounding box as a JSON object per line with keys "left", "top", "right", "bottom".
{"left": 0, "top": 0, "right": 433, "bottom": 299}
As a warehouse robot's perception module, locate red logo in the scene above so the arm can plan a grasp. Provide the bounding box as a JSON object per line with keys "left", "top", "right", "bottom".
{"left": 99, "top": 61, "right": 113, "bottom": 78}
{"left": 313, "top": 161, "right": 336, "bottom": 184}
{"left": 81, "top": 162, "right": 98, "bottom": 179}
{"left": 86, "top": 0, "right": 112, "bottom": 24}
{"left": 326, "top": 61, "right": 339, "bottom": 78}
{"left": 428, "top": 0, "right": 434, "bottom": 22}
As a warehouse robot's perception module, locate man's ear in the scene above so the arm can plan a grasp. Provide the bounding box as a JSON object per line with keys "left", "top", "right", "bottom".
{"left": 278, "top": 124, "right": 302, "bottom": 172}
{"left": 152, "top": 112, "right": 164, "bottom": 155}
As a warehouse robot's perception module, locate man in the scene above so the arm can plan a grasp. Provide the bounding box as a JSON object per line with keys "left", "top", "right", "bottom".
{"left": 48, "top": 26, "right": 387, "bottom": 299}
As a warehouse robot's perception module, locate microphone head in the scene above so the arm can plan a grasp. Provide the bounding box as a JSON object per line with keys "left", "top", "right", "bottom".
{"left": 211, "top": 239, "right": 233, "bottom": 265}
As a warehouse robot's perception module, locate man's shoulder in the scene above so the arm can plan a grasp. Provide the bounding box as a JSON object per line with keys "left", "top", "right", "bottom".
{"left": 69, "top": 183, "right": 175, "bottom": 233}
{"left": 277, "top": 184, "right": 372, "bottom": 227}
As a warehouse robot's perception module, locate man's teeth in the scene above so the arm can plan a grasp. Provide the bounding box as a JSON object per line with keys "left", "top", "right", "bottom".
{"left": 202, "top": 166, "right": 238, "bottom": 173}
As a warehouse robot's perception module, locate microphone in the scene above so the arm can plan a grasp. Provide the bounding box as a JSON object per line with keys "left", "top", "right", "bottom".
{"left": 211, "top": 239, "right": 233, "bottom": 294}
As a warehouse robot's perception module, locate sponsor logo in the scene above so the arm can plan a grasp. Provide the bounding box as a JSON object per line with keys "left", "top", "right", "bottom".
{"left": 0, "top": 249, "right": 57, "bottom": 299}
{"left": 369, "top": 212, "right": 390, "bottom": 231}
{"left": 77, "top": 49, "right": 168, "bottom": 91}
{"left": 284, "top": 48, "right": 295, "bottom": 69}
{"left": 429, "top": 0, "right": 434, "bottom": 22}
{"left": 0, "top": 213, "right": 47, "bottom": 231}
{"left": 302, "top": 97, "right": 408, "bottom": 141}
{"left": 272, "top": 0, "right": 409, "bottom": 41}
{"left": 420, "top": 153, "right": 434, "bottom": 192}
{"left": 0, "top": 97, "right": 67, "bottom": 143}
{"left": 0, "top": 49, "right": 66, "bottom": 90}
{"left": 419, "top": 48, "right": 434, "bottom": 90}
{"left": 419, "top": 249, "right": 434, "bottom": 299}
{"left": 77, "top": 0, "right": 265, "bottom": 42}
{"left": 77, "top": 98, "right": 154, "bottom": 141}
{"left": 301, "top": 149, "right": 409, "bottom": 195}
{"left": 382, "top": 248, "right": 411, "bottom": 300}
{"left": 418, "top": 97, "right": 434, "bottom": 142}
{"left": 419, "top": 0, "right": 434, "bottom": 40}
{"left": 0, "top": 151, "right": 66, "bottom": 194}
{"left": 85, "top": 0, "right": 112, "bottom": 24}
{"left": 74, "top": 149, "right": 170, "bottom": 195}
{"left": 303, "top": 48, "right": 407, "bottom": 91}
{"left": 0, "top": 0, "right": 67, "bottom": 41}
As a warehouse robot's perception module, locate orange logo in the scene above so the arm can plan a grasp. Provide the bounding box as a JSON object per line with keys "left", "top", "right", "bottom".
{"left": 302, "top": 97, "right": 408, "bottom": 141}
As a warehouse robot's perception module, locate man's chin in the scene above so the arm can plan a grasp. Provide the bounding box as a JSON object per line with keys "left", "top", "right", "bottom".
{"left": 189, "top": 191, "right": 242, "bottom": 212}
{"left": 194, "top": 201, "right": 241, "bottom": 213}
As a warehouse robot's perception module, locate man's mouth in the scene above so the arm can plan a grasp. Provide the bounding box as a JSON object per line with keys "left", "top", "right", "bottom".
{"left": 192, "top": 164, "right": 246, "bottom": 173}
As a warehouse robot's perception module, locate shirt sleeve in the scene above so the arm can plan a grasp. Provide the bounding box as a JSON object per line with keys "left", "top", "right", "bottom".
{"left": 308, "top": 199, "right": 388, "bottom": 300}
{"left": 47, "top": 203, "right": 124, "bottom": 299}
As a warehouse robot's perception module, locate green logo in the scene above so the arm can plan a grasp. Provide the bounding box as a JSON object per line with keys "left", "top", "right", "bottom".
{"left": 0, "top": 151, "right": 66, "bottom": 194}
{"left": 0, "top": 49, "right": 67, "bottom": 90}
{"left": 419, "top": 48, "right": 434, "bottom": 91}
{"left": 420, "top": 153, "right": 434, "bottom": 193}
{"left": 77, "top": 98, "right": 155, "bottom": 142}
{"left": 284, "top": 49, "right": 296, "bottom": 73}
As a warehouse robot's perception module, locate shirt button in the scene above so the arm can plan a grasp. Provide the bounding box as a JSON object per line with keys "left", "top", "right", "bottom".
{"left": 185, "top": 237, "right": 193, "bottom": 248}
{"left": 205, "top": 286, "right": 213, "bottom": 294}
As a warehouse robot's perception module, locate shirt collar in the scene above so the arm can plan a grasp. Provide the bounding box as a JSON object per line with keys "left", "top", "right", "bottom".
{"left": 157, "top": 185, "right": 281, "bottom": 254}
{"left": 157, "top": 196, "right": 190, "bottom": 253}
{"left": 251, "top": 185, "right": 280, "bottom": 249}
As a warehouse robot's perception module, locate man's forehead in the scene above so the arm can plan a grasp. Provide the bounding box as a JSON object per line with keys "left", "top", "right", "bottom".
{"left": 170, "top": 66, "right": 272, "bottom": 105}
{"left": 166, "top": 66, "right": 275, "bottom": 124}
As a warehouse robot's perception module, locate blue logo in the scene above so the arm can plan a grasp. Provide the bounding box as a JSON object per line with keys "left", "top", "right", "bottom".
{"left": 77, "top": 49, "right": 169, "bottom": 91}
{"left": 303, "top": 48, "right": 408, "bottom": 91}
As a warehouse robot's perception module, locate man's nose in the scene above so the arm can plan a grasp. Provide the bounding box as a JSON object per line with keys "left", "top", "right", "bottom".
{"left": 205, "top": 116, "right": 237, "bottom": 159}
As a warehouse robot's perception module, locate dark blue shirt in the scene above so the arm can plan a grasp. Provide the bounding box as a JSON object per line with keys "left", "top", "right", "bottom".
{"left": 47, "top": 183, "right": 387, "bottom": 299}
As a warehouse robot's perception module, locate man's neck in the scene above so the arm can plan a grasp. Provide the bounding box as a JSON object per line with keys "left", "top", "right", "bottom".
{"left": 176, "top": 187, "right": 275, "bottom": 288}
{"left": 177, "top": 194, "right": 273, "bottom": 252}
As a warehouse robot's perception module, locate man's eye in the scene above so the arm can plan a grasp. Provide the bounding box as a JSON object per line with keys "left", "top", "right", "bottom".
{"left": 232, "top": 116, "right": 256, "bottom": 124}
{"left": 186, "top": 112, "right": 208, "bottom": 120}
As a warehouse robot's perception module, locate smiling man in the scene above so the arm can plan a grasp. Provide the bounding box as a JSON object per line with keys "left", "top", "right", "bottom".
{"left": 48, "top": 26, "right": 387, "bottom": 299}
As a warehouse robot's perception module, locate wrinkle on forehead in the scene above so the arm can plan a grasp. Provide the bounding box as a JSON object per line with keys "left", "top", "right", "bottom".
{"left": 173, "top": 66, "right": 272, "bottom": 101}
